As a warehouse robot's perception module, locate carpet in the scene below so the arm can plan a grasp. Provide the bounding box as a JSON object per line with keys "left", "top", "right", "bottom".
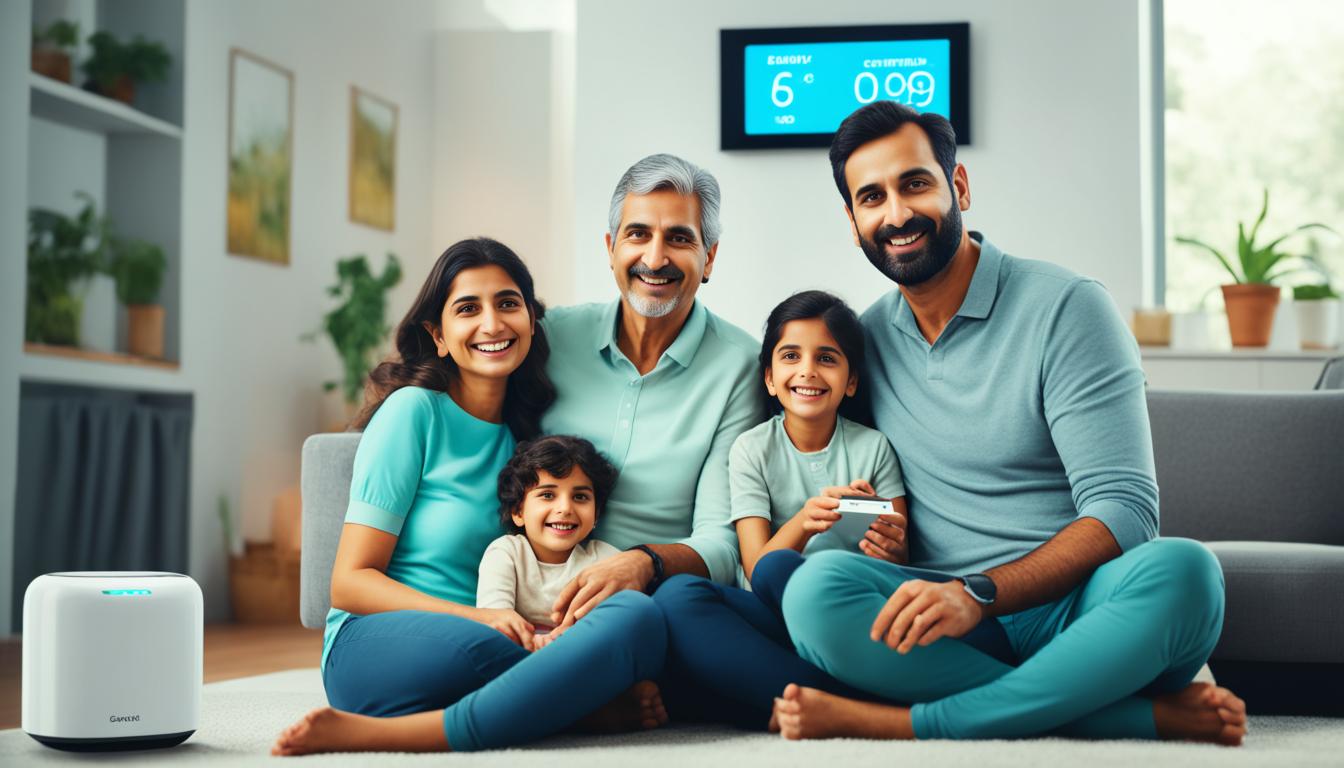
{"left": 1, "top": 668, "right": 1340, "bottom": 766}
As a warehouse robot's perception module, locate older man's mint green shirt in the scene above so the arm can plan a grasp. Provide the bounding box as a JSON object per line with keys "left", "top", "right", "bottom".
{"left": 542, "top": 300, "right": 766, "bottom": 584}
{"left": 861, "top": 233, "right": 1158, "bottom": 575}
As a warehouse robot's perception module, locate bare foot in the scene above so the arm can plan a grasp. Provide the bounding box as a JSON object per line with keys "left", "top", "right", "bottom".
{"left": 772, "top": 684, "right": 913, "bottom": 740}
{"left": 576, "top": 680, "right": 668, "bottom": 733}
{"left": 271, "top": 707, "right": 448, "bottom": 756}
{"left": 1153, "top": 682, "right": 1247, "bottom": 746}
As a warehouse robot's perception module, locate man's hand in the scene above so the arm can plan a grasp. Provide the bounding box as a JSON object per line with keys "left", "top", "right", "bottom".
{"left": 860, "top": 512, "right": 908, "bottom": 564}
{"left": 550, "top": 550, "right": 654, "bottom": 630}
{"left": 471, "top": 607, "right": 536, "bottom": 649}
{"left": 870, "top": 579, "right": 983, "bottom": 654}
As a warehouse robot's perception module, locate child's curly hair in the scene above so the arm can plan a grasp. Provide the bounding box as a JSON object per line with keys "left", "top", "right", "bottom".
{"left": 497, "top": 435, "right": 619, "bottom": 533}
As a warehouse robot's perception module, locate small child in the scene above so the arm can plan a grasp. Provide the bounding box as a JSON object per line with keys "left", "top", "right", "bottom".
{"left": 476, "top": 435, "right": 621, "bottom": 650}
{"left": 730, "top": 290, "right": 909, "bottom": 581}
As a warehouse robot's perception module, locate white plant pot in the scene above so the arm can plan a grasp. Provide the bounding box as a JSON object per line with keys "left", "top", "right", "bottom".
{"left": 71, "top": 274, "right": 117, "bottom": 352}
{"left": 1296, "top": 299, "right": 1342, "bottom": 350}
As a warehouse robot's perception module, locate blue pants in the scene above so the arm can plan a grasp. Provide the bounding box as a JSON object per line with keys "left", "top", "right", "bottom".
{"left": 323, "top": 590, "right": 666, "bottom": 751}
{"left": 783, "top": 538, "right": 1225, "bottom": 739}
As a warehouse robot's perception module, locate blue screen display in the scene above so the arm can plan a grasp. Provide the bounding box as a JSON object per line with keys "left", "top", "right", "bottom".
{"left": 744, "top": 39, "right": 952, "bottom": 135}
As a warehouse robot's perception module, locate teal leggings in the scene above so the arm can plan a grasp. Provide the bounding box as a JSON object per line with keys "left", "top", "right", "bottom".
{"left": 782, "top": 538, "right": 1225, "bottom": 740}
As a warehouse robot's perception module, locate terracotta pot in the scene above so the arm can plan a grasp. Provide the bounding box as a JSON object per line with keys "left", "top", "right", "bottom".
{"left": 108, "top": 75, "right": 135, "bottom": 105}
{"left": 1221, "top": 284, "right": 1280, "bottom": 347}
{"left": 127, "top": 304, "right": 165, "bottom": 358}
{"left": 30, "top": 48, "right": 71, "bottom": 83}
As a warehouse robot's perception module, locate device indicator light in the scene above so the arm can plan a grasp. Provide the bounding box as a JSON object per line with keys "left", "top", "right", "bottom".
{"left": 101, "top": 589, "right": 152, "bottom": 596}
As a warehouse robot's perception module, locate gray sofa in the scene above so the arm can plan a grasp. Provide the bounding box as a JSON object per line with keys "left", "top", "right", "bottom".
{"left": 299, "top": 389, "right": 1344, "bottom": 712}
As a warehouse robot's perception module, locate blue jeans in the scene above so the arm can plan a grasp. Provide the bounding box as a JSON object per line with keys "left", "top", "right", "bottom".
{"left": 323, "top": 590, "right": 666, "bottom": 751}
{"left": 784, "top": 539, "right": 1225, "bottom": 739}
{"left": 651, "top": 550, "right": 881, "bottom": 729}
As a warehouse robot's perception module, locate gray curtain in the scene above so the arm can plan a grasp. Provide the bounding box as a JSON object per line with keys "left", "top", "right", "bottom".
{"left": 12, "top": 381, "right": 193, "bottom": 631}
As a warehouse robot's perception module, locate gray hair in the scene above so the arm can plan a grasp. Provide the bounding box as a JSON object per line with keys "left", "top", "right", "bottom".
{"left": 607, "top": 153, "right": 722, "bottom": 249}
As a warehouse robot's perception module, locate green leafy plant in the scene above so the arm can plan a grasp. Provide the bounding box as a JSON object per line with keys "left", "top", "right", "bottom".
{"left": 304, "top": 254, "right": 402, "bottom": 405}
{"left": 25, "top": 193, "right": 108, "bottom": 345}
{"left": 1175, "top": 189, "right": 1337, "bottom": 285}
{"left": 32, "top": 19, "right": 79, "bottom": 50}
{"left": 1293, "top": 284, "right": 1339, "bottom": 301}
{"left": 81, "top": 31, "right": 171, "bottom": 92}
{"left": 107, "top": 236, "right": 166, "bottom": 305}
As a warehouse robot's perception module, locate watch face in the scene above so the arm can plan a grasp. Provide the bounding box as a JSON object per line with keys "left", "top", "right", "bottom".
{"left": 963, "top": 574, "right": 996, "bottom": 603}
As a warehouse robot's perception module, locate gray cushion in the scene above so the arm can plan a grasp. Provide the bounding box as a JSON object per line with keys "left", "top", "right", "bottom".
{"left": 1208, "top": 541, "right": 1344, "bottom": 664}
{"left": 1147, "top": 390, "right": 1344, "bottom": 544}
{"left": 299, "top": 433, "right": 360, "bottom": 629}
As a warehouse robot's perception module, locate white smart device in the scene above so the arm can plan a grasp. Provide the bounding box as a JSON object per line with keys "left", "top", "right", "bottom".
{"left": 830, "top": 494, "right": 893, "bottom": 542}
{"left": 22, "top": 572, "right": 202, "bottom": 752}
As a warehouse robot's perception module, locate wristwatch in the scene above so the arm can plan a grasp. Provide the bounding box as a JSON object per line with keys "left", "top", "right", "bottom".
{"left": 627, "top": 545, "right": 665, "bottom": 594}
{"left": 959, "top": 573, "right": 997, "bottom": 606}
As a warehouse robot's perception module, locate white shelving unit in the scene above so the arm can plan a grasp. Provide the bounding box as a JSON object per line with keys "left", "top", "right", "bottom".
{"left": 29, "top": 72, "right": 182, "bottom": 138}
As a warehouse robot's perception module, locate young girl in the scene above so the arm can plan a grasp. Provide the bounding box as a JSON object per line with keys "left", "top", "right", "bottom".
{"left": 477, "top": 435, "right": 621, "bottom": 650}
{"left": 730, "top": 290, "right": 909, "bottom": 581}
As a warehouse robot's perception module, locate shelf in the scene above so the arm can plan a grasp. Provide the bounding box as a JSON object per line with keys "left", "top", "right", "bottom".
{"left": 28, "top": 72, "right": 182, "bottom": 139}
{"left": 24, "top": 342, "right": 179, "bottom": 371}
{"left": 1140, "top": 346, "right": 1340, "bottom": 361}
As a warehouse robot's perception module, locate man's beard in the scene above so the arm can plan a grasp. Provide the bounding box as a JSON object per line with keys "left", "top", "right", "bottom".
{"left": 858, "top": 202, "right": 963, "bottom": 286}
{"left": 624, "top": 263, "right": 685, "bottom": 318}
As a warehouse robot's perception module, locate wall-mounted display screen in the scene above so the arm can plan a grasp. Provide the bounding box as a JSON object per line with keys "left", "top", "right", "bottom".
{"left": 721, "top": 24, "right": 970, "bottom": 150}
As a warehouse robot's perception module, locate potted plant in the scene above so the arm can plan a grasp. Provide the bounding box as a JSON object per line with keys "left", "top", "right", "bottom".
{"left": 1293, "top": 284, "right": 1340, "bottom": 350}
{"left": 1176, "top": 189, "right": 1336, "bottom": 347}
{"left": 107, "top": 235, "right": 168, "bottom": 358}
{"left": 81, "top": 31, "right": 171, "bottom": 105}
{"left": 25, "top": 193, "right": 107, "bottom": 347}
{"left": 303, "top": 254, "right": 402, "bottom": 426}
{"left": 31, "top": 19, "right": 79, "bottom": 83}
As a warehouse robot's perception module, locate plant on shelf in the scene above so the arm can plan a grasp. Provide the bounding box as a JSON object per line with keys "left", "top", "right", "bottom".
{"left": 107, "top": 235, "right": 168, "bottom": 358}
{"left": 31, "top": 19, "right": 79, "bottom": 83}
{"left": 1292, "top": 241, "right": 1342, "bottom": 350}
{"left": 81, "top": 31, "right": 171, "bottom": 106}
{"left": 1175, "top": 189, "right": 1337, "bottom": 347}
{"left": 25, "top": 193, "right": 107, "bottom": 347}
{"left": 304, "top": 254, "right": 403, "bottom": 415}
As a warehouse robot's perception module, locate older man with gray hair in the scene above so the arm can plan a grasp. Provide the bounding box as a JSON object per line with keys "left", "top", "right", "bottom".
{"left": 543, "top": 154, "right": 765, "bottom": 633}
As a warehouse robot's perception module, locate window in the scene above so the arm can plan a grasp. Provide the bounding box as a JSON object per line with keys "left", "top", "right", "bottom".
{"left": 1162, "top": 0, "right": 1344, "bottom": 311}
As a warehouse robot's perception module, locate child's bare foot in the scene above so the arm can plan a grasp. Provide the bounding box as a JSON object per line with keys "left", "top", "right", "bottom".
{"left": 772, "top": 684, "right": 913, "bottom": 740}
{"left": 1153, "top": 682, "right": 1247, "bottom": 746}
{"left": 576, "top": 680, "right": 668, "bottom": 733}
{"left": 271, "top": 707, "right": 448, "bottom": 756}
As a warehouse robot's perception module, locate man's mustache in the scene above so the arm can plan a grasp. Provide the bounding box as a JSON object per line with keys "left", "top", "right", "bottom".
{"left": 876, "top": 216, "right": 936, "bottom": 241}
{"left": 628, "top": 264, "right": 685, "bottom": 281}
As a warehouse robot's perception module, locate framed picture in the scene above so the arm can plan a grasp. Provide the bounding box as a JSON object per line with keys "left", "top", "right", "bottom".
{"left": 348, "top": 86, "right": 398, "bottom": 231}
{"left": 227, "top": 48, "right": 294, "bottom": 265}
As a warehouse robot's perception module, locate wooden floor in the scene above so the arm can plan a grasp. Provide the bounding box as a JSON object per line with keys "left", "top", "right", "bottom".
{"left": 0, "top": 623, "right": 321, "bottom": 731}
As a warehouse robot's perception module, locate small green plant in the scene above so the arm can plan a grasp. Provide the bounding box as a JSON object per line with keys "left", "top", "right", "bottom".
{"left": 107, "top": 236, "right": 166, "bottom": 305}
{"left": 25, "top": 193, "right": 108, "bottom": 345}
{"left": 1293, "top": 284, "right": 1339, "bottom": 301}
{"left": 1175, "top": 189, "right": 1338, "bottom": 285}
{"left": 32, "top": 19, "right": 79, "bottom": 50}
{"left": 81, "top": 31, "right": 171, "bottom": 92}
{"left": 304, "top": 254, "right": 402, "bottom": 405}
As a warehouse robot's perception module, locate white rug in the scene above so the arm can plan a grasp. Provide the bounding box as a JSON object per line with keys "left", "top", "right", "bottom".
{"left": 1, "top": 668, "right": 1340, "bottom": 766}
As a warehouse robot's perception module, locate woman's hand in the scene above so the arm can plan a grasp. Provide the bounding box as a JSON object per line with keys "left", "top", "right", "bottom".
{"left": 797, "top": 496, "right": 841, "bottom": 534}
{"left": 471, "top": 608, "right": 535, "bottom": 649}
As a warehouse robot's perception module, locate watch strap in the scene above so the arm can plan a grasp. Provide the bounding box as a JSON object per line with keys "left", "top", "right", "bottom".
{"left": 627, "top": 544, "right": 664, "bottom": 594}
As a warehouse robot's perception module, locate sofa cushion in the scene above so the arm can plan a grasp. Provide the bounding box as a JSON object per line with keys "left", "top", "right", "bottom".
{"left": 1208, "top": 541, "right": 1344, "bottom": 664}
{"left": 299, "top": 433, "right": 360, "bottom": 629}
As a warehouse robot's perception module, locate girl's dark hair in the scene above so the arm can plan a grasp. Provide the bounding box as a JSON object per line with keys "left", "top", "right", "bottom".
{"left": 497, "top": 435, "right": 619, "bottom": 533}
{"left": 353, "top": 237, "right": 556, "bottom": 439}
{"left": 829, "top": 101, "right": 958, "bottom": 211}
{"left": 759, "top": 290, "right": 867, "bottom": 420}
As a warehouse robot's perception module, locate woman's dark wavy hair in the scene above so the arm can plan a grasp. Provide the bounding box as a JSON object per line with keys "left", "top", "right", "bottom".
{"left": 497, "top": 435, "right": 619, "bottom": 534}
{"left": 759, "top": 290, "right": 867, "bottom": 421}
{"left": 353, "top": 237, "right": 556, "bottom": 439}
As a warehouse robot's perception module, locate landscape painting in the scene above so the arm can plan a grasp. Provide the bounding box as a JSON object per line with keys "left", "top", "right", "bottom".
{"left": 348, "top": 86, "right": 397, "bottom": 230}
{"left": 227, "top": 48, "right": 293, "bottom": 265}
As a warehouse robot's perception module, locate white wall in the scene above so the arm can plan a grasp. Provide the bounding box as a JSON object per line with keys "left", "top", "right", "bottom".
{"left": 570, "top": 0, "right": 1147, "bottom": 335}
